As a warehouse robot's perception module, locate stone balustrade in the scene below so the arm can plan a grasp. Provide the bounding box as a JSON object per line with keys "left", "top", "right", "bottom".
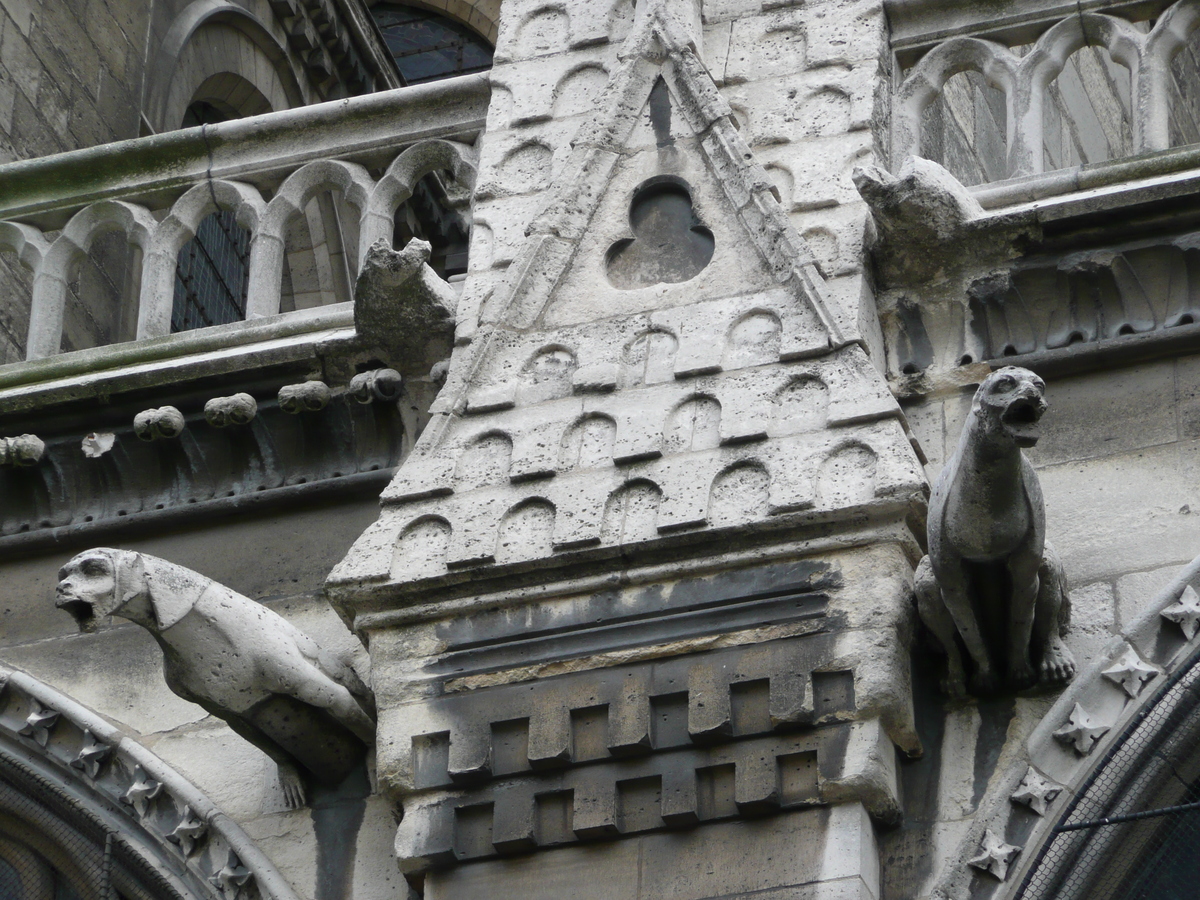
{"left": 0, "top": 74, "right": 488, "bottom": 360}
{"left": 892, "top": 0, "right": 1200, "bottom": 181}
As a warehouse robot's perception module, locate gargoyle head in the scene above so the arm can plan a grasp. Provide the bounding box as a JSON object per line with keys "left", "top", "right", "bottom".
{"left": 973, "top": 366, "right": 1048, "bottom": 449}
{"left": 56, "top": 548, "right": 146, "bottom": 633}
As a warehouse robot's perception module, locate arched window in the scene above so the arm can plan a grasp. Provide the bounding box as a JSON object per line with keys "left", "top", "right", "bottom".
{"left": 0, "top": 837, "right": 83, "bottom": 900}
{"left": 173, "top": 101, "right": 251, "bottom": 333}
{"left": 372, "top": 4, "right": 493, "bottom": 85}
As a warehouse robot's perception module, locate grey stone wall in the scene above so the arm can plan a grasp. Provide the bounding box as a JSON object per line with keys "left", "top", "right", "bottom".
{"left": 0, "top": 0, "right": 149, "bottom": 361}
{"left": 0, "top": 493, "right": 411, "bottom": 900}
{"left": 879, "top": 348, "right": 1200, "bottom": 899}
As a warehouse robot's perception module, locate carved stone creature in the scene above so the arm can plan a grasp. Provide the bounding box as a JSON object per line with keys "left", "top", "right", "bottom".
{"left": 134, "top": 406, "right": 186, "bottom": 441}
{"left": 204, "top": 393, "right": 257, "bottom": 427}
{"left": 55, "top": 549, "right": 375, "bottom": 807}
{"left": 0, "top": 433, "right": 44, "bottom": 466}
{"left": 353, "top": 238, "right": 456, "bottom": 362}
{"left": 278, "top": 381, "right": 331, "bottom": 414}
{"left": 349, "top": 367, "right": 403, "bottom": 404}
{"left": 915, "top": 367, "right": 1075, "bottom": 696}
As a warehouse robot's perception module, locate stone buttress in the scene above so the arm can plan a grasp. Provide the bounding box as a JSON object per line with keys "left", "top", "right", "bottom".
{"left": 328, "top": 1, "right": 927, "bottom": 897}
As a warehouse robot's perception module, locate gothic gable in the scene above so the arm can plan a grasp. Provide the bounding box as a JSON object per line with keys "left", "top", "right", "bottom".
{"left": 327, "top": 0, "right": 922, "bottom": 604}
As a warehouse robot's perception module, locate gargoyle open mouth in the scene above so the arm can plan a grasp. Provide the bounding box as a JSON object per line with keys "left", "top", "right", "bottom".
{"left": 55, "top": 596, "right": 97, "bottom": 633}
{"left": 1002, "top": 397, "right": 1044, "bottom": 446}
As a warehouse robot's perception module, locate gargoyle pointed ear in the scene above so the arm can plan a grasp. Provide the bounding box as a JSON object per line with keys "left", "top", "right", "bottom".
{"left": 116, "top": 551, "right": 145, "bottom": 609}
{"left": 140, "top": 556, "right": 207, "bottom": 631}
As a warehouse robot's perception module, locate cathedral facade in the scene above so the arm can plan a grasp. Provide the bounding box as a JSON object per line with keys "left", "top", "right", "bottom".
{"left": 3, "top": 0, "right": 1200, "bottom": 899}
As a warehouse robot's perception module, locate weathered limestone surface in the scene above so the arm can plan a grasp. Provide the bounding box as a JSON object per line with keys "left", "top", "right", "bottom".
{"left": 423, "top": 804, "right": 881, "bottom": 900}
{"left": 331, "top": 0, "right": 923, "bottom": 895}
{"left": 55, "top": 549, "right": 377, "bottom": 807}
{"left": 915, "top": 367, "right": 1074, "bottom": 697}
{"left": 27, "top": 0, "right": 1200, "bottom": 898}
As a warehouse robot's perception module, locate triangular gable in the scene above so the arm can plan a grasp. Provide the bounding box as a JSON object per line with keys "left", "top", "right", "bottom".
{"left": 521, "top": 4, "right": 838, "bottom": 335}
{"left": 326, "top": 0, "right": 925, "bottom": 600}
{"left": 422, "top": 0, "right": 844, "bottom": 456}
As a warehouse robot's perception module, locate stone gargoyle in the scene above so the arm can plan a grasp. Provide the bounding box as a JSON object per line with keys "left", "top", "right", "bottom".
{"left": 354, "top": 237, "right": 457, "bottom": 365}
{"left": 55, "top": 548, "right": 376, "bottom": 807}
{"left": 915, "top": 367, "right": 1076, "bottom": 696}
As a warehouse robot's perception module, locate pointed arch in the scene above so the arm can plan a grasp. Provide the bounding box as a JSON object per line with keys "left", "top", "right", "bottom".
{"left": 0, "top": 666, "right": 302, "bottom": 900}
{"left": 932, "top": 550, "right": 1200, "bottom": 899}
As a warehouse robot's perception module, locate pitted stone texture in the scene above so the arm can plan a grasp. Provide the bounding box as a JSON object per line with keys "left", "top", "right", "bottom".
{"left": 488, "top": 48, "right": 617, "bottom": 129}
{"left": 55, "top": 548, "right": 375, "bottom": 807}
{"left": 349, "top": 412, "right": 917, "bottom": 583}
{"left": 134, "top": 406, "right": 186, "bottom": 441}
{"left": 330, "top": 0, "right": 924, "bottom": 880}
{"left": 337, "top": 338, "right": 911, "bottom": 587}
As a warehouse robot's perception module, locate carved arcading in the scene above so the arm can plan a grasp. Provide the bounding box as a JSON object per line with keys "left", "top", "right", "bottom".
{"left": 0, "top": 384, "right": 403, "bottom": 538}
{"left": 249, "top": 159, "right": 374, "bottom": 320}
{"left": 28, "top": 200, "right": 159, "bottom": 360}
{"left": 892, "top": 229, "right": 1200, "bottom": 376}
{"left": 353, "top": 341, "right": 912, "bottom": 583}
{"left": 0, "top": 665, "right": 303, "bottom": 900}
{"left": 894, "top": 0, "right": 1200, "bottom": 179}
{"left": 2, "top": 138, "right": 478, "bottom": 362}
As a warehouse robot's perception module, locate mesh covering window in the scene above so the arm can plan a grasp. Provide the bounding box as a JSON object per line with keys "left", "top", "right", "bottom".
{"left": 0, "top": 752, "right": 189, "bottom": 900}
{"left": 0, "top": 838, "right": 84, "bottom": 900}
{"left": 372, "top": 4, "right": 493, "bottom": 85}
{"left": 1017, "top": 650, "right": 1200, "bottom": 899}
{"left": 171, "top": 102, "right": 251, "bottom": 334}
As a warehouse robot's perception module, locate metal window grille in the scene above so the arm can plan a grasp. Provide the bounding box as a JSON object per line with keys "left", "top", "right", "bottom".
{"left": 1017, "top": 649, "right": 1200, "bottom": 900}
{"left": 171, "top": 209, "right": 251, "bottom": 333}
{"left": 372, "top": 4, "right": 493, "bottom": 86}
{"left": 1, "top": 753, "right": 190, "bottom": 900}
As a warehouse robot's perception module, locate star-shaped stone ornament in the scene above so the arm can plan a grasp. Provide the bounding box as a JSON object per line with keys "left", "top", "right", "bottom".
{"left": 968, "top": 829, "right": 1022, "bottom": 881}
{"left": 168, "top": 806, "right": 207, "bottom": 857}
{"left": 70, "top": 730, "right": 111, "bottom": 779}
{"left": 122, "top": 766, "right": 163, "bottom": 818}
{"left": 1053, "top": 703, "right": 1110, "bottom": 756}
{"left": 1102, "top": 649, "right": 1158, "bottom": 699}
{"left": 19, "top": 700, "right": 60, "bottom": 747}
{"left": 1010, "top": 767, "right": 1063, "bottom": 816}
{"left": 210, "top": 851, "right": 253, "bottom": 899}
{"left": 1161, "top": 584, "right": 1200, "bottom": 640}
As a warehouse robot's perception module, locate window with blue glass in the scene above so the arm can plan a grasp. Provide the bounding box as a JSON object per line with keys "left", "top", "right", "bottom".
{"left": 372, "top": 4, "right": 493, "bottom": 85}
{"left": 172, "top": 101, "right": 252, "bottom": 333}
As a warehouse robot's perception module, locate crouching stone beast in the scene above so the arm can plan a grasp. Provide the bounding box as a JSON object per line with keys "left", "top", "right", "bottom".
{"left": 915, "top": 367, "right": 1076, "bottom": 697}
{"left": 55, "top": 548, "right": 376, "bottom": 807}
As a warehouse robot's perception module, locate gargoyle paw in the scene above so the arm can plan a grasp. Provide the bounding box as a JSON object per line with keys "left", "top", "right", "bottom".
{"left": 278, "top": 762, "right": 307, "bottom": 809}
{"left": 1039, "top": 637, "right": 1076, "bottom": 685}
{"left": 1009, "top": 658, "right": 1036, "bottom": 691}
{"left": 971, "top": 667, "right": 1001, "bottom": 695}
